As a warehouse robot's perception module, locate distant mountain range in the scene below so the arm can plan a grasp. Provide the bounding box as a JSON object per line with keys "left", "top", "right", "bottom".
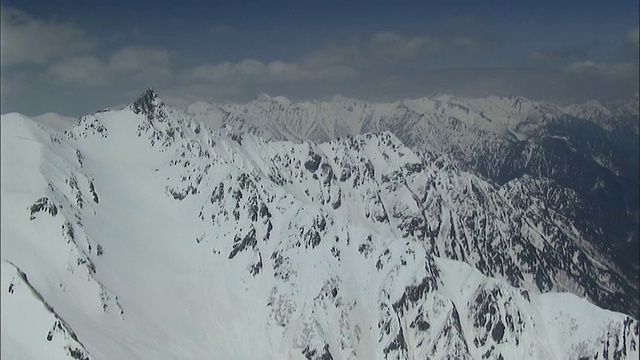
{"left": 1, "top": 90, "right": 637, "bottom": 359}
{"left": 182, "top": 92, "right": 640, "bottom": 313}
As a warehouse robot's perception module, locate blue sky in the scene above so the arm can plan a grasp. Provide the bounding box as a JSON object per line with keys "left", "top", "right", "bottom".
{"left": 1, "top": 0, "right": 638, "bottom": 116}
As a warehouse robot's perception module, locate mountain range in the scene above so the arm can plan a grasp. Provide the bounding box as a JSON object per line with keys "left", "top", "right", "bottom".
{"left": 1, "top": 89, "right": 638, "bottom": 359}
{"left": 182, "top": 92, "right": 640, "bottom": 313}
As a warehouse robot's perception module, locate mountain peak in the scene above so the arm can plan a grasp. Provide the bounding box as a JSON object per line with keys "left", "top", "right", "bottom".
{"left": 255, "top": 93, "right": 272, "bottom": 101}
{"left": 130, "top": 87, "right": 166, "bottom": 121}
{"left": 328, "top": 94, "right": 352, "bottom": 102}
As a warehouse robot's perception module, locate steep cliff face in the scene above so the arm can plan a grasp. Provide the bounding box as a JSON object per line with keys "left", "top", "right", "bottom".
{"left": 1, "top": 91, "right": 637, "bottom": 359}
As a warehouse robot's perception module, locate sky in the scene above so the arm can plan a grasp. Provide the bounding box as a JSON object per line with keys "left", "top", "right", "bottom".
{"left": 1, "top": 0, "right": 638, "bottom": 117}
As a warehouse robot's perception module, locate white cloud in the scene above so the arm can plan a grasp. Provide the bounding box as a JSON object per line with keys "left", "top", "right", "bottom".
{"left": 301, "top": 37, "right": 363, "bottom": 68}
{"left": 555, "top": 27, "right": 639, "bottom": 86}
{"left": 47, "top": 56, "right": 107, "bottom": 86}
{"left": 190, "top": 58, "right": 356, "bottom": 84}
{"left": 302, "top": 31, "right": 441, "bottom": 68}
{"left": 208, "top": 24, "right": 237, "bottom": 35}
{"left": 166, "top": 83, "right": 245, "bottom": 103}
{"left": 172, "top": 30, "right": 494, "bottom": 103}
{"left": 367, "top": 32, "right": 436, "bottom": 61}
{"left": 452, "top": 36, "right": 487, "bottom": 54}
{"left": 529, "top": 48, "right": 586, "bottom": 61}
{"left": 565, "top": 61, "right": 636, "bottom": 78}
{"left": 0, "top": 8, "right": 95, "bottom": 65}
{"left": 1, "top": 8, "right": 171, "bottom": 89}
{"left": 627, "top": 26, "right": 639, "bottom": 49}
{"left": 110, "top": 46, "right": 169, "bottom": 72}
{"left": 299, "top": 31, "right": 489, "bottom": 70}
{"left": 109, "top": 46, "right": 172, "bottom": 81}
{"left": 192, "top": 63, "right": 230, "bottom": 82}
{"left": 46, "top": 46, "right": 171, "bottom": 87}
{"left": 191, "top": 61, "right": 267, "bottom": 82}
{"left": 626, "top": 26, "right": 639, "bottom": 61}
{"left": 187, "top": 31, "right": 449, "bottom": 86}
{"left": 266, "top": 61, "right": 298, "bottom": 77}
{"left": 233, "top": 59, "right": 267, "bottom": 76}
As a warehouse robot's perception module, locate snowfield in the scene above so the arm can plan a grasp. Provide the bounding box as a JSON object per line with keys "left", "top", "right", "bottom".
{"left": 1, "top": 90, "right": 637, "bottom": 359}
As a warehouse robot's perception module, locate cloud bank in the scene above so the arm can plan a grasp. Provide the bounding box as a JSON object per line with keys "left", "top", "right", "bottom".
{"left": 1, "top": 7, "right": 638, "bottom": 116}
{"left": 1, "top": 8, "right": 95, "bottom": 65}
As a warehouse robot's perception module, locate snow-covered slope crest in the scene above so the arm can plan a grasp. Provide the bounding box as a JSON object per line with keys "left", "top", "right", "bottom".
{"left": 32, "top": 112, "right": 78, "bottom": 133}
{"left": 1, "top": 91, "right": 638, "bottom": 359}
{"left": 1, "top": 261, "right": 93, "bottom": 360}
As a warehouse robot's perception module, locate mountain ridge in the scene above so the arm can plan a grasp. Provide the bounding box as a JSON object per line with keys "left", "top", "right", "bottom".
{"left": 1, "top": 90, "right": 638, "bottom": 359}
{"left": 180, "top": 91, "right": 639, "bottom": 303}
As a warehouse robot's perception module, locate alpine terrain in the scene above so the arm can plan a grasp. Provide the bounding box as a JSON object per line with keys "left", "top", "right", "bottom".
{"left": 1, "top": 89, "right": 638, "bottom": 359}
{"left": 185, "top": 93, "right": 640, "bottom": 316}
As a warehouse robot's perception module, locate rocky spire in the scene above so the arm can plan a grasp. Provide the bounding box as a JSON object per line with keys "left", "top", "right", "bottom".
{"left": 131, "top": 88, "right": 166, "bottom": 121}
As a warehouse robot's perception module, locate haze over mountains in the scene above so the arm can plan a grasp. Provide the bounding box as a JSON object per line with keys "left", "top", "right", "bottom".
{"left": 1, "top": 89, "right": 638, "bottom": 359}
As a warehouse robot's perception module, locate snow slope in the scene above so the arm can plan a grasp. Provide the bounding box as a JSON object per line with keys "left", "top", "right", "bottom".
{"left": 32, "top": 113, "right": 78, "bottom": 133}
{"left": 1, "top": 90, "right": 638, "bottom": 359}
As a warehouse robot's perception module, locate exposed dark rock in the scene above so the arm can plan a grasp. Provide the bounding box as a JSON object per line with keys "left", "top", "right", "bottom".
{"left": 29, "top": 197, "right": 58, "bottom": 220}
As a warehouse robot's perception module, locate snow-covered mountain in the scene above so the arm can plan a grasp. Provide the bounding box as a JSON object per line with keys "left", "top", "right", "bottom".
{"left": 185, "top": 93, "right": 640, "bottom": 314}
{"left": 1, "top": 89, "right": 638, "bottom": 359}
{"left": 32, "top": 112, "right": 78, "bottom": 133}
